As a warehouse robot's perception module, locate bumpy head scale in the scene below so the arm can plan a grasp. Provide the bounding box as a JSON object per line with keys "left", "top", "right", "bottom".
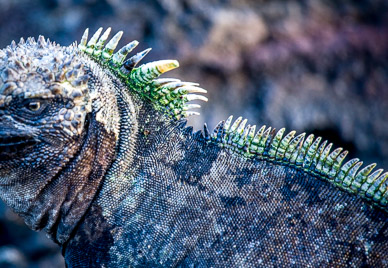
{"left": 0, "top": 37, "right": 91, "bottom": 137}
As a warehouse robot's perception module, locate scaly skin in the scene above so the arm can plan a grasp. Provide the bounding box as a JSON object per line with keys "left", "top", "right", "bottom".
{"left": 0, "top": 28, "right": 387, "bottom": 267}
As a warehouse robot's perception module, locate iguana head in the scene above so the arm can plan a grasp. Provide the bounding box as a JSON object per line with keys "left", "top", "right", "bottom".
{"left": 0, "top": 34, "right": 121, "bottom": 242}
{"left": 0, "top": 37, "right": 91, "bottom": 166}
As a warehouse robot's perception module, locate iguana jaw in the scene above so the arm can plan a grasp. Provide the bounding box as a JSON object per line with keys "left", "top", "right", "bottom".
{"left": 0, "top": 116, "right": 39, "bottom": 161}
{"left": 0, "top": 135, "right": 37, "bottom": 157}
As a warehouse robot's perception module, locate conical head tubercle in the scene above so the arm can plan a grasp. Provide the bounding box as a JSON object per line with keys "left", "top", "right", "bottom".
{"left": 78, "top": 27, "right": 207, "bottom": 119}
{"left": 206, "top": 115, "right": 388, "bottom": 212}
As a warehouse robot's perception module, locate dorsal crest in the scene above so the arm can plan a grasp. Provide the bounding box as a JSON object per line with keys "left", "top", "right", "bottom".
{"left": 78, "top": 27, "right": 207, "bottom": 119}
{"left": 206, "top": 115, "right": 388, "bottom": 211}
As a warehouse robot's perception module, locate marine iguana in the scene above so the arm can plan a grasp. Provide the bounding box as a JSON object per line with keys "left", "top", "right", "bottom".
{"left": 0, "top": 27, "right": 387, "bottom": 267}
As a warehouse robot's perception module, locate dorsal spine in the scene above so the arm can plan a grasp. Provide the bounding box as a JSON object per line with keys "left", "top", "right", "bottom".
{"left": 208, "top": 115, "right": 388, "bottom": 211}
{"left": 78, "top": 27, "right": 207, "bottom": 119}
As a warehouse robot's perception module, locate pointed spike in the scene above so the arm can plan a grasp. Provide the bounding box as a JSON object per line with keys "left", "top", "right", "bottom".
{"left": 79, "top": 28, "right": 89, "bottom": 50}
{"left": 236, "top": 119, "right": 248, "bottom": 134}
{"left": 366, "top": 172, "right": 388, "bottom": 200}
{"left": 224, "top": 116, "right": 234, "bottom": 132}
{"left": 318, "top": 143, "right": 333, "bottom": 171}
{"left": 341, "top": 161, "right": 363, "bottom": 187}
{"left": 10, "top": 40, "right": 16, "bottom": 49}
{"left": 269, "top": 128, "right": 286, "bottom": 159}
{"left": 230, "top": 117, "right": 243, "bottom": 132}
{"left": 248, "top": 125, "right": 266, "bottom": 154}
{"left": 165, "top": 86, "right": 201, "bottom": 98}
{"left": 94, "top": 27, "right": 111, "bottom": 52}
{"left": 87, "top": 27, "right": 103, "bottom": 47}
{"left": 287, "top": 133, "right": 306, "bottom": 164}
{"left": 29, "top": 37, "right": 36, "bottom": 45}
{"left": 303, "top": 136, "right": 322, "bottom": 169}
{"left": 276, "top": 130, "right": 296, "bottom": 160}
{"left": 243, "top": 125, "right": 256, "bottom": 154}
{"left": 222, "top": 116, "right": 234, "bottom": 144}
{"left": 265, "top": 128, "right": 277, "bottom": 156}
{"left": 312, "top": 139, "right": 327, "bottom": 169}
{"left": 254, "top": 126, "right": 266, "bottom": 143}
{"left": 85, "top": 27, "right": 103, "bottom": 54}
{"left": 193, "top": 130, "right": 203, "bottom": 140}
{"left": 227, "top": 117, "right": 243, "bottom": 147}
{"left": 155, "top": 60, "right": 179, "bottom": 73}
{"left": 175, "top": 86, "right": 207, "bottom": 95}
{"left": 316, "top": 142, "right": 331, "bottom": 172}
{"left": 150, "top": 83, "right": 182, "bottom": 99}
{"left": 176, "top": 120, "right": 187, "bottom": 129}
{"left": 249, "top": 125, "right": 265, "bottom": 154}
{"left": 124, "top": 48, "right": 152, "bottom": 71}
{"left": 329, "top": 150, "right": 349, "bottom": 178}
{"left": 130, "top": 59, "right": 179, "bottom": 85}
{"left": 159, "top": 81, "right": 198, "bottom": 91}
{"left": 323, "top": 147, "right": 343, "bottom": 175}
{"left": 360, "top": 169, "right": 383, "bottom": 194}
{"left": 183, "top": 104, "right": 201, "bottom": 110}
{"left": 37, "top": 35, "right": 46, "bottom": 48}
{"left": 203, "top": 123, "right": 210, "bottom": 141}
{"left": 237, "top": 124, "right": 251, "bottom": 149}
{"left": 296, "top": 134, "right": 314, "bottom": 166}
{"left": 243, "top": 125, "right": 257, "bottom": 153}
{"left": 247, "top": 125, "right": 256, "bottom": 140}
{"left": 351, "top": 163, "right": 377, "bottom": 192}
{"left": 19, "top": 37, "right": 25, "bottom": 45}
{"left": 212, "top": 120, "right": 225, "bottom": 142}
{"left": 102, "top": 31, "right": 123, "bottom": 59}
{"left": 257, "top": 127, "right": 272, "bottom": 155}
{"left": 111, "top": 40, "right": 139, "bottom": 66}
{"left": 284, "top": 133, "right": 305, "bottom": 159}
{"left": 334, "top": 158, "right": 359, "bottom": 184}
{"left": 152, "top": 78, "right": 181, "bottom": 88}
{"left": 178, "top": 82, "right": 200, "bottom": 88}
{"left": 26, "top": 37, "right": 33, "bottom": 46}
{"left": 186, "top": 94, "right": 208, "bottom": 102}
{"left": 242, "top": 125, "right": 251, "bottom": 138}
{"left": 183, "top": 126, "right": 193, "bottom": 135}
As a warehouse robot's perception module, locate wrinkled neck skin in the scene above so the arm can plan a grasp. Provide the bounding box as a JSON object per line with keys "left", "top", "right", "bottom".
{"left": 64, "top": 87, "right": 198, "bottom": 265}
{"left": 0, "top": 61, "right": 120, "bottom": 245}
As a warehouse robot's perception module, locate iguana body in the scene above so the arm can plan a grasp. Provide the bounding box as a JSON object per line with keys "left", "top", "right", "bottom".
{"left": 0, "top": 27, "right": 387, "bottom": 267}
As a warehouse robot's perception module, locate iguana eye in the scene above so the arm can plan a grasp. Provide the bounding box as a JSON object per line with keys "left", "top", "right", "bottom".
{"left": 26, "top": 101, "right": 41, "bottom": 111}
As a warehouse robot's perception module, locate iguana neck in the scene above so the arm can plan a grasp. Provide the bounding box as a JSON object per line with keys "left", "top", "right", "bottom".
{"left": 65, "top": 90, "right": 212, "bottom": 265}
{"left": 0, "top": 112, "right": 117, "bottom": 245}
{"left": 95, "top": 88, "right": 194, "bottom": 219}
{"left": 0, "top": 61, "right": 121, "bottom": 245}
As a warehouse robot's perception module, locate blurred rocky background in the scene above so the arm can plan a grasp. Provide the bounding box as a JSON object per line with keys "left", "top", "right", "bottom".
{"left": 0, "top": 0, "right": 387, "bottom": 267}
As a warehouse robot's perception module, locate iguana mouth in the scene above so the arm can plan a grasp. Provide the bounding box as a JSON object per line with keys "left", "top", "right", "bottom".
{"left": 0, "top": 136, "right": 37, "bottom": 158}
